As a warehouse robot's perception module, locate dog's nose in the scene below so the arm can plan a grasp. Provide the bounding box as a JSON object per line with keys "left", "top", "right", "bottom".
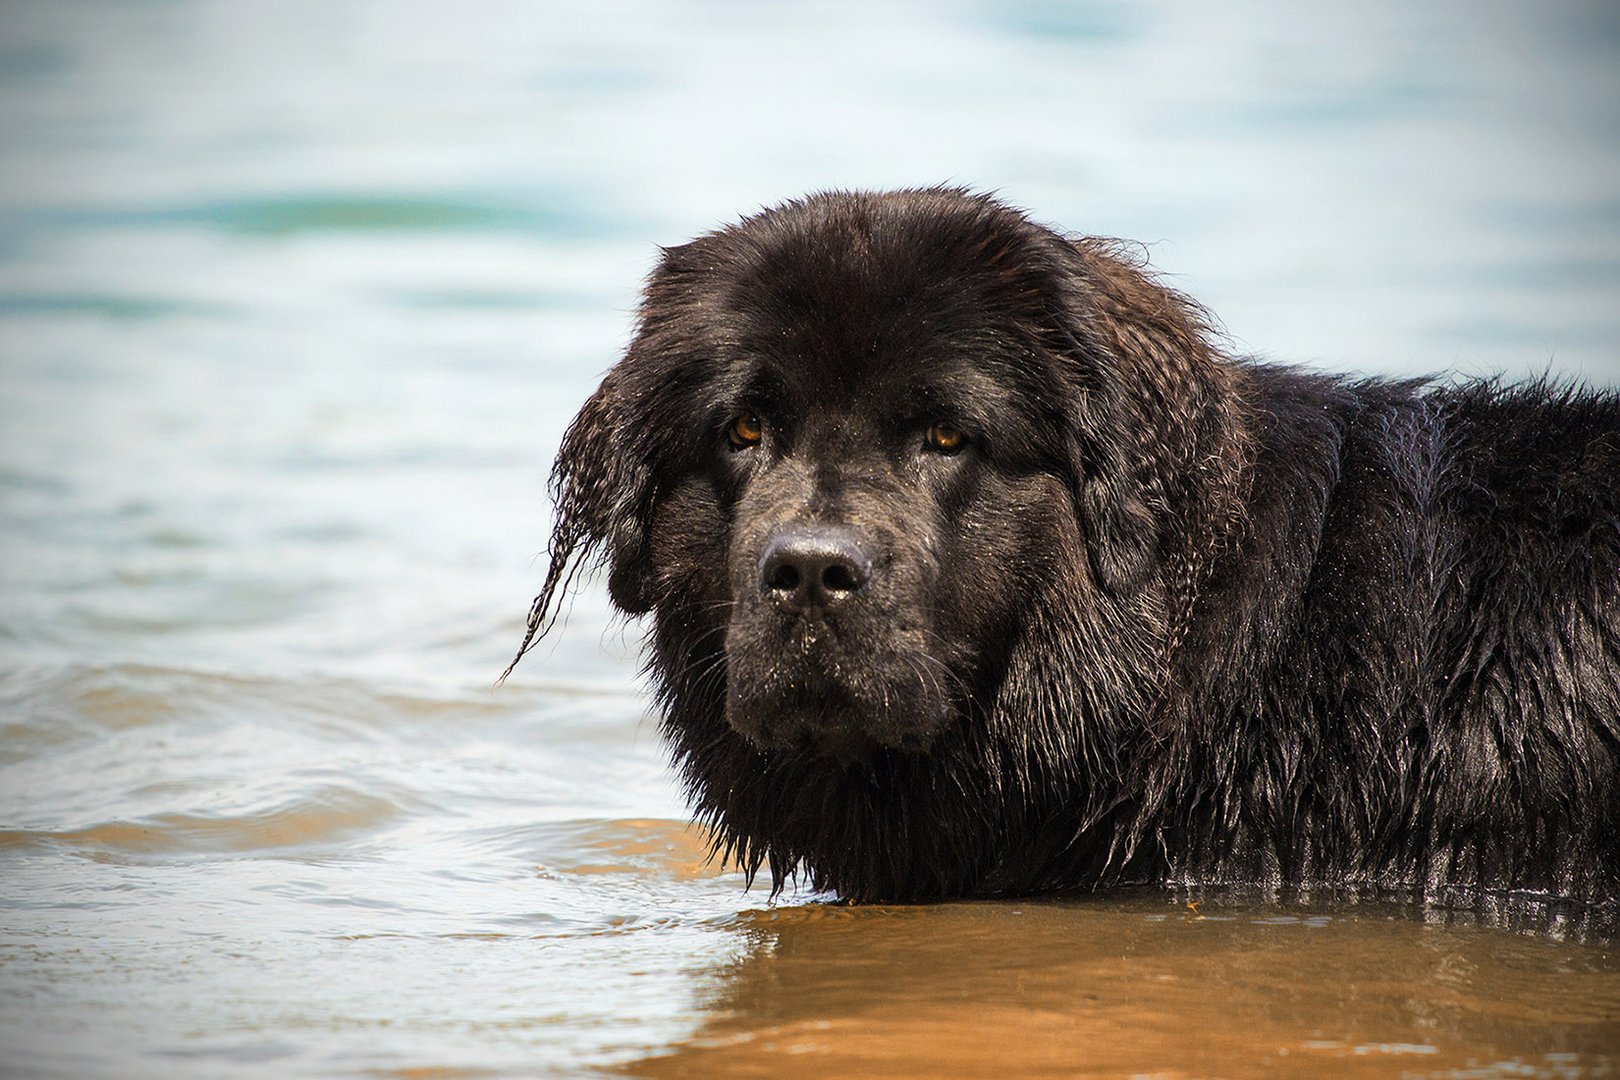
{"left": 759, "top": 526, "right": 872, "bottom": 610}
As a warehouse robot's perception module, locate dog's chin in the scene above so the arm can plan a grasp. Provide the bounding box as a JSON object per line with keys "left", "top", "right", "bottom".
{"left": 724, "top": 665, "right": 953, "bottom": 765}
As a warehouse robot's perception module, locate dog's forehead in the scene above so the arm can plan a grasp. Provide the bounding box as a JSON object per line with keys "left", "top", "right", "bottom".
{"left": 724, "top": 289, "right": 1028, "bottom": 426}
{"left": 672, "top": 193, "right": 1054, "bottom": 416}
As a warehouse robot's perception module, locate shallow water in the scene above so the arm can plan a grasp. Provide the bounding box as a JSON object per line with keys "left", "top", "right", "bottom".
{"left": 2, "top": 1, "right": 1619, "bottom": 1076}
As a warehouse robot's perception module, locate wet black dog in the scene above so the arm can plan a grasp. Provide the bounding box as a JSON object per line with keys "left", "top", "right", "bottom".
{"left": 510, "top": 188, "right": 1620, "bottom": 903}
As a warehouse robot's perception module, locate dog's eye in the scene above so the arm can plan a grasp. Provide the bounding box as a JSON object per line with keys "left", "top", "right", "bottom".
{"left": 726, "top": 413, "right": 764, "bottom": 450}
{"left": 925, "top": 422, "right": 966, "bottom": 454}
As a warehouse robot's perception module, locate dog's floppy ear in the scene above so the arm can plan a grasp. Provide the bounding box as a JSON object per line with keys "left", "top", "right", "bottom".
{"left": 502, "top": 371, "right": 654, "bottom": 680}
{"left": 1070, "top": 382, "right": 1165, "bottom": 595}
{"left": 553, "top": 372, "right": 656, "bottom": 614}
{"left": 1039, "top": 234, "right": 1221, "bottom": 596}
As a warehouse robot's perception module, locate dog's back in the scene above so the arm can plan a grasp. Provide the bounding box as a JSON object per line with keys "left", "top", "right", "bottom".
{"left": 1168, "top": 372, "right": 1620, "bottom": 897}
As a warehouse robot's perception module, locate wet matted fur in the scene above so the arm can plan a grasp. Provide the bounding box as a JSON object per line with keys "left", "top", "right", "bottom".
{"left": 509, "top": 188, "right": 1620, "bottom": 904}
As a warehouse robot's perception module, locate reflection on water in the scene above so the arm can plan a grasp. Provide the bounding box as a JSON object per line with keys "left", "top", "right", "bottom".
{"left": 632, "top": 898, "right": 1620, "bottom": 1078}
{"left": 2, "top": 0, "right": 1618, "bottom": 1076}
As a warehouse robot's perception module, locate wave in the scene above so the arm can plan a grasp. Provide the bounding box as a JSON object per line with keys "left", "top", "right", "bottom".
{"left": 0, "top": 782, "right": 409, "bottom": 859}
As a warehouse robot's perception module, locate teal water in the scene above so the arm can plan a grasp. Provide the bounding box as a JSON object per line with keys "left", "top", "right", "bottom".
{"left": 1, "top": 1, "right": 1618, "bottom": 1076}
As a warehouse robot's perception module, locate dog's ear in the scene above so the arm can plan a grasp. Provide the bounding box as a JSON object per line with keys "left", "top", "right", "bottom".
{"left": 1039, "top": 235, "right": 1221, "bottom": 596}
{"left": 1063, "top": 353, "right": 1166, "bottom": 596}
{"left": 1071, "top": 389, "right": 1165, "bottom": 595}
{"left": 552, "top": 372, "right": 656, "bottom": 614}
{"left": 502, "top": 371, "right": 654, "bottom": 680}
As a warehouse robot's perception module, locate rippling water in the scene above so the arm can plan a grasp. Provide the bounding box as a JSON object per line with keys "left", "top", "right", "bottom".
{"left": 2, "top": 1, "right": 1618, "bottom": 1076}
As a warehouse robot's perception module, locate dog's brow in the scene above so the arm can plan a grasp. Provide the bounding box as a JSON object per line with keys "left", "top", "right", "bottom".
{"left": 727, "top": 362, "right": 791, "bottom": 415}
{"left": 901, "top": 364, "right": 1020, "bottom": 423}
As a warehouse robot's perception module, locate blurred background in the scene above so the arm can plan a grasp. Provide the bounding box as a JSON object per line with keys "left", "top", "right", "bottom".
{"left": 1, "top": 1, "right": 1618, "bottom": 1076}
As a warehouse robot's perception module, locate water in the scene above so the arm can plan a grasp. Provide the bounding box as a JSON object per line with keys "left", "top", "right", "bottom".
{"left": 1, "top": 1, "right": 1618, "bottom": 1076}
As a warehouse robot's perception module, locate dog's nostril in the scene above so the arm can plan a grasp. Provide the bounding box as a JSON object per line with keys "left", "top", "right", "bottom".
{"left": 822, "top": 562, "right": 860, "bottom": 594}
{"left": 768, "top": 564, "right": 801, "bottom": 592}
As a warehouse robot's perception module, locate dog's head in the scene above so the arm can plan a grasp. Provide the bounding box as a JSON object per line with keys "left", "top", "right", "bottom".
{"left": 510, "top": 189, "right": 1242, "bottom": 894}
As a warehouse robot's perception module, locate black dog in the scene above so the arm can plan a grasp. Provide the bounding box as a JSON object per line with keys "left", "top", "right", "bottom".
{"left": 510, "top": 188, "right": 1620, "bottom": 904}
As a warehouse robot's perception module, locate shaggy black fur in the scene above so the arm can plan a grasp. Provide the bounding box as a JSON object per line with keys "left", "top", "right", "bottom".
{"left": 509, "top": 188, "right": 1620, "bottom": 904}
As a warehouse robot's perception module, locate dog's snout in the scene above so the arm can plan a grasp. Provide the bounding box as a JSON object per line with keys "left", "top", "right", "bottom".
{"left": 760, "top": 526, "right": 872, "bottom": 610}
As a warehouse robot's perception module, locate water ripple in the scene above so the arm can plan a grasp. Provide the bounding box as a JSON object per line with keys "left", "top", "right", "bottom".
{"left": 0, "top": 783, "right": 411, "bottom": 859}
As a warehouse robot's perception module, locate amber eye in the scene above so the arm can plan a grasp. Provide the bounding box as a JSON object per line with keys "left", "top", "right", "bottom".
{"left": 925, "top": 422, "right": 966, "bottom": 454}
{"left": 727, "top": 413, "right": 763, "bottom": 449}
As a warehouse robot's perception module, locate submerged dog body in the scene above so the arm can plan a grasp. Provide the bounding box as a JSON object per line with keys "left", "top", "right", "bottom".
{"left": 515, "top": 189, "right": 1620, "bottom": 903}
